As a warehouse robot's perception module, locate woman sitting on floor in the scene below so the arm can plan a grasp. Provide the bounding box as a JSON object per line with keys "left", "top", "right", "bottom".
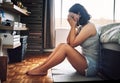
{"left": 26, "top": 3, "right": 100, "bottom": 77}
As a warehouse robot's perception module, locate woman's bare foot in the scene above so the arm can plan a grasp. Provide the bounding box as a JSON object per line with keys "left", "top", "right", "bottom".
{"left": 26, "top": 66, "right": 47, "bottom": 76}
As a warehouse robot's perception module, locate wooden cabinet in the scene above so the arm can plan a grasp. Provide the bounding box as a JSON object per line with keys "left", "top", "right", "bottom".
{"left": 0, "top": 2, "right": 29, "bottom": 81}
{"left": 0, "top": 2, "right": 29, "bottom": 49}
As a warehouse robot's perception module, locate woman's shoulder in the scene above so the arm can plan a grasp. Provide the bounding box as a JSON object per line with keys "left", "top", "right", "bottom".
{"left": 84, "top": 22, "right": 97, "bottom": 36}
{"left": 83, "top": 22, "right": 96, "bottom": 31}
{"left": 86, "top": 22, "right": 95, "bottom": 28}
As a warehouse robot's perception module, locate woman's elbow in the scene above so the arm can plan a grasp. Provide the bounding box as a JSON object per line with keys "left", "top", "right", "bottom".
{"left": 69, "top": 42, "right": 77, "bottom": 47}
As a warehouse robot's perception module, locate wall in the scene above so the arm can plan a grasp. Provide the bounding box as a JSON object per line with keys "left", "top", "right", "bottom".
{"left": 55, "top": 29, "right": 69, "bottom": 47}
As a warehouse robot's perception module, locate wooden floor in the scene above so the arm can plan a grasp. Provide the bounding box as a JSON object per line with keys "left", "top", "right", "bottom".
{"left": 2, "top": 52, "right": 53, "bottom": 83}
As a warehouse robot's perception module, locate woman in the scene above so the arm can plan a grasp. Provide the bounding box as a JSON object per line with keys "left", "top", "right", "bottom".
{"left": 26, "top": 3, "right": 100, "bottom": 77}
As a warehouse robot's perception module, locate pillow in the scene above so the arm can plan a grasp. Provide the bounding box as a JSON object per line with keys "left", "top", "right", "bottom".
{"left": 100, "top": 23, "right": 120, "bottom": 35}
{"left": 100, "top": 23, "right": 120, "bottom": 44}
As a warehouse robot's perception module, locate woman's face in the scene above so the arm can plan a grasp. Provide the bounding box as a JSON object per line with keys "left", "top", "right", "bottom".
{"left": 68, "top": 12, "right": 80, "bottom": 22}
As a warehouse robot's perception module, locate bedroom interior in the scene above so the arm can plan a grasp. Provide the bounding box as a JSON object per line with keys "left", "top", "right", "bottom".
{"left": 0, "top": 0, "right": 120, "bottom": 82}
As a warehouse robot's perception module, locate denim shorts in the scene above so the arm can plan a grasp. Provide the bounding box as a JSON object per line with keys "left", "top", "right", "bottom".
{"left": 84, "top": 55, "right": 98, "bottom": 77}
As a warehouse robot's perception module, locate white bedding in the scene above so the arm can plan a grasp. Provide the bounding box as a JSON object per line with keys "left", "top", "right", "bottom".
{"left": 100, "top": 23, "right": 120, "bottom": 44}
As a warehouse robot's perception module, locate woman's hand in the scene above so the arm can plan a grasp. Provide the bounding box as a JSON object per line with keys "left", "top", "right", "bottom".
{"left": 67, "top": 14, "right": 77, "bottom": 28}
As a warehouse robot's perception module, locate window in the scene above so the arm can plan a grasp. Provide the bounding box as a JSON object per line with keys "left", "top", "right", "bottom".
{"left": 55, "top": 0, "right": 119, "bottom": 29}
{"left": 115, "top": 0, "right": 120, "bottom": 22}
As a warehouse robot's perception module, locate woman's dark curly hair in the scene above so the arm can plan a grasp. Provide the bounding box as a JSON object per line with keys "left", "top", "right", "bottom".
{"left": 69, "top": 3, "right": 91, "bottom": 26}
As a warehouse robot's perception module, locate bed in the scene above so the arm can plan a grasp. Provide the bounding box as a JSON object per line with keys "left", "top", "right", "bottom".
{"left": 98, "top": 23, "right": 120, "bottom": 80}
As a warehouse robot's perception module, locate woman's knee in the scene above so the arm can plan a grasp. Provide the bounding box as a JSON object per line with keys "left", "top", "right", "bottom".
{"left": 58, "top": 43, "right": 71, "bottom": 50}
{"left": 58, "top": 43, "right": 66, "bottom": 47}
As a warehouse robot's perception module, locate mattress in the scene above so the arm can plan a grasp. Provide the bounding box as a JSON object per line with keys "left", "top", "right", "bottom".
{"left": 101, "top": 43, "right": 120, "bottom": 51}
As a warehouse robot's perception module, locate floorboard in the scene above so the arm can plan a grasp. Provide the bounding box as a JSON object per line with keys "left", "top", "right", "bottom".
{"left": 1, "top": 52, "right": 104, "bottom": 83}
{"left": 2, "top": 52, "right": 53, "bottom": 83}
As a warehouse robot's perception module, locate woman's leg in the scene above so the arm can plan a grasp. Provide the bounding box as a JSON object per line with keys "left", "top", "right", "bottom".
{"left": 27, "top": 43, "right": 87, "bottom": 76}
{"left": 26, "top": 43, "right": 66, "bottom": 75}
{"left": 38, "top": 43, "right": 66, "bottom": 67}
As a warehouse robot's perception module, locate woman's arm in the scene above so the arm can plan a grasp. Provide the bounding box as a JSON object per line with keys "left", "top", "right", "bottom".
{"left": 67, "top": 23, "right": 96, "bottom": 47}
{"left": 67, "top": 28, "right": 78, "bottom": 44}
{"left": 67, "top": 15, "right": 78, "bottom": 46}
{"left": 67, "top": 12, "right": 81, "bottom": 45}
{"left": 67, "top": 27, "right": 77, "bottom": 45}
